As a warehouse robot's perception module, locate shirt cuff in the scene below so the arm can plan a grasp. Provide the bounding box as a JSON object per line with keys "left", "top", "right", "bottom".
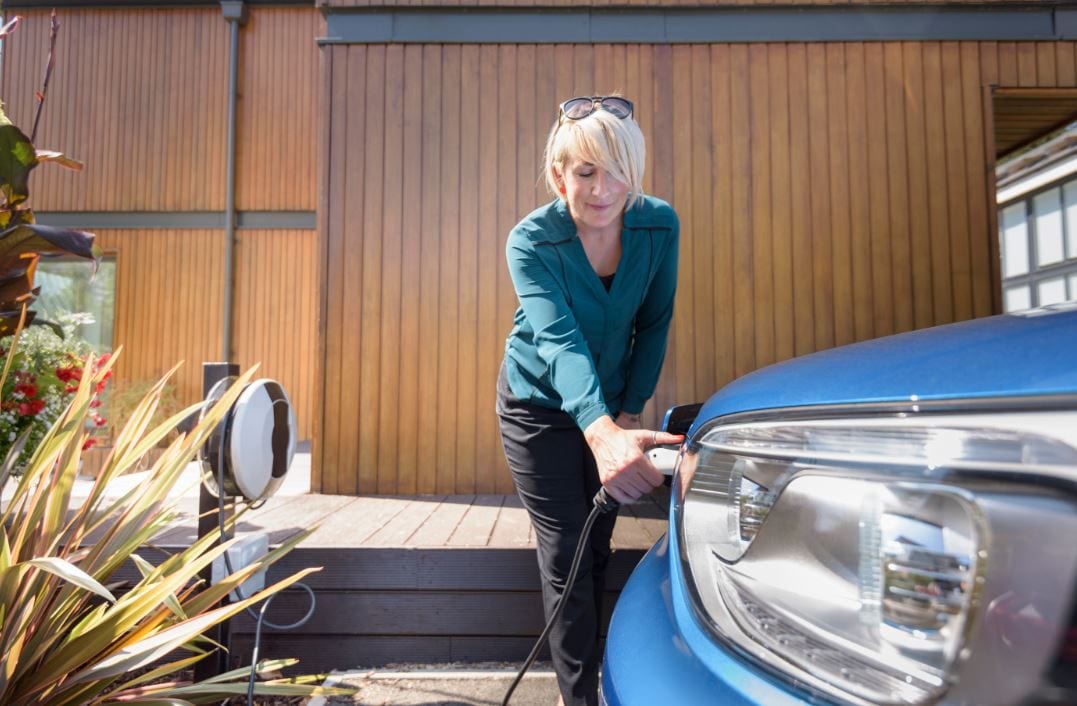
{"left": 574, "top": 402, "right": 612, "bottom": 432}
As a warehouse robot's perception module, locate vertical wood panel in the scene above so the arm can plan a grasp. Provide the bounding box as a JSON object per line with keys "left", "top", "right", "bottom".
{"left": 416, "top": 45, "right": 442, "bottom": 494}
{"left": 923, "top": 42, "right": 955, "bottom": 325}
{"left": 865, "top": 43, "right": 894, "bottom": 337}
{"left": 884, "top": 42, "right": 914, "bottom": 334}
{"left": 808, "top": 44, "right": 835, "bottom": 351}
{"left": 455, "top": 44, "right": 481, "bottom": 494}
{"left": 1057, "top": 44, "right": 1077, "bottom": 87}
{"left": 436, "top": 45, "right": 463, "bottom": 495}
{"left": 903, "top": 42, "right": 936, "bottom": 330}
{"left": 233, "top": 230, "right": 319, "bottom": 443}
{"left": 961, "top": 44, "right": 993, "bottom": 320}
{"left": 826, "top": 44, "right": 854, "bottom": 347}
{"left": 473, "top": 44, "right": 501, "bottom": 494}
{"left": 2, "top": 8, "right": 228, "bottom": 211}
{"left": 749, "top": 44, "right": 775, "bottom": 369}
{"left": 787, "top": 43, "right": 815, "bottom": 356}
{"left": 395, "top": 45, "right": 423, "bottom": 495}
{"left": 710, "top": 46, "right": 737, "bottom": 391}
{"left": 358, "top": 45, "right": 386, "bottom": 495}
{"left": 846, "top": 43, "right": 875, "bottom": 341}
{"left": 670, "top": 46, "right": 695, "bottom": 402}
{"left": 730, "top": 45, "right": 755, "bottom": 377}
{"left": 337, "top": 45, "right": 366, "bottom": 496}
{"left": 321, "top": 40, "right": 1077, "bottom": 494}
{"left": 768, "top": 45, "right": 795, "bottom": 362}
{"left": 943, "top": 42, "right": 974, "bottom": 321}
{"left": 236, "top": 7, "right": 322, "bottom": 211}
{"left": 320, "top": 47, "right": 346, "bottom": 493}
{"left": 377, "top": 45, "right": 404, "bottom": 494}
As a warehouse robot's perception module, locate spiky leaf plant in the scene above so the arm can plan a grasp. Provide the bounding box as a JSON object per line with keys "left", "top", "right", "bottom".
{"left": 0, "top": 355, "right": 351, "bottom": 705}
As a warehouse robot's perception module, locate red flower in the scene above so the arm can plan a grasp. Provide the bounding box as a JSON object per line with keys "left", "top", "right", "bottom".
{"left": 89, "top": 398, "right": 102, "bottom": 409}
{"left": 56, "top": 366, "right": 81, "bottom": 383}
{"left": 14, "top": 383, "right": 37, "bottom": 398}
{"left": 17, "top": 399, "right": 45, "bottom": 416}
{"left": 82, "top": 438, "right": 96, "bottom": 452}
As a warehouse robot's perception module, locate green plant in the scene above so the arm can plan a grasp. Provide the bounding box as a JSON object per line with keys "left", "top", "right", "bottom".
{"left": 0, "top": 358, "right": 351, "bottom": 704}
{"left": 0, "top": 313, "right": 110, "bottom": 472}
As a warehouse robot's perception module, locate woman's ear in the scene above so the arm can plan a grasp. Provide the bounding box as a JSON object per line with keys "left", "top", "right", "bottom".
{"left": 552, "top": 168, "right": 566, "bottom": 197}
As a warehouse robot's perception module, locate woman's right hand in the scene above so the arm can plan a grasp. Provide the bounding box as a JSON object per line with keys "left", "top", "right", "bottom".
{"left": 583, "top": 415, "right": 684, "bottom": 505}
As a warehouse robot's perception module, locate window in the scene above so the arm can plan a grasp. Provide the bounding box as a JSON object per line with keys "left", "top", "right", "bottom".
{"left": 34, "top": 255, "right": 116, "bottom": 352}
{"left": 999, "top": 177, "right": 1077, "bottom": 312}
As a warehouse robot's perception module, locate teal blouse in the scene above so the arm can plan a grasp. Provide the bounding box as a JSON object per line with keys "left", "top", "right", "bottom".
{"left": 502, "top": 195, "right": 680, "bottom": 431}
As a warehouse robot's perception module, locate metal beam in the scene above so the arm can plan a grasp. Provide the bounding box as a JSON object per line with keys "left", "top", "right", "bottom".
{"left": 33, "top": 211, "right": 317, "bottom": 230}
{"left": 320, "top": 5, "right": 1077, "bottom": 44}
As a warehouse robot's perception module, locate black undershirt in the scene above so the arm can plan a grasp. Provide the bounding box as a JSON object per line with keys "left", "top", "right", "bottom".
{"left": 599, "top": 272, "right": 616, "bottom": 291}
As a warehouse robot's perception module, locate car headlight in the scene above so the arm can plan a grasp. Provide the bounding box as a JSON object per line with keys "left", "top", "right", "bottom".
{"left": 675, "top": 408, "right": 1077, "bottom": 706}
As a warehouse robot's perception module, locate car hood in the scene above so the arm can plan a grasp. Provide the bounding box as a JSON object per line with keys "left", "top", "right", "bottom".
{"left": 695, "top": 305, "right": 1077, "bottom": 427}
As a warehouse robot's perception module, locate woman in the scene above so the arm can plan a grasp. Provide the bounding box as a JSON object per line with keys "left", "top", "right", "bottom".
{"left": 497, "top": 95, "right": 683, "bottom": 706}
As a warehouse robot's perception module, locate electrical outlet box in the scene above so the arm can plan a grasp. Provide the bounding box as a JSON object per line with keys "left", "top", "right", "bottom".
{"left": 211, "top": 532, "right": 268, "bottom": 602}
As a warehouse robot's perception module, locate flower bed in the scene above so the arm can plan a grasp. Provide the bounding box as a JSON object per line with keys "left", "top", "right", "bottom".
{"left": 0, "top": 316, "right": 110, "bottom": 472}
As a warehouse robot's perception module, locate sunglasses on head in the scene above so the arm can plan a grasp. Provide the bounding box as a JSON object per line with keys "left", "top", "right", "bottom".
{"left": 558, "top": 96, "right": 634, "bottom": 122}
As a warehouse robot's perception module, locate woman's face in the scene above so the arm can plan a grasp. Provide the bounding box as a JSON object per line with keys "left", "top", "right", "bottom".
{"left": 556, "top": 157, "right": 629, "bottom": 234}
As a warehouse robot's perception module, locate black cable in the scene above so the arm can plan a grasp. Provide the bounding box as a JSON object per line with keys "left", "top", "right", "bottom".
{"left": 212, "top": 421, "right": 317, "bottom": 706}
{"left": 501, "top": 487, "right": 620, "bottom": 706}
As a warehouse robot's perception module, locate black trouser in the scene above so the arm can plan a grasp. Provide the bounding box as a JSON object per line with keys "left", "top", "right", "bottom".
{"left": 496, "top": 367, "right": 619, "bottom": 706}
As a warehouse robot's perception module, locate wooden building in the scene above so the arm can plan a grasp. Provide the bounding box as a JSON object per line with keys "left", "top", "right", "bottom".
{"left": 3, "top": 0, "right": 1077, "bottom": 495}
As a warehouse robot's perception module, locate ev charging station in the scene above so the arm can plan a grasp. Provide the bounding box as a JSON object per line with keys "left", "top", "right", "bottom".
{"left": 193, "top": 362, "right": 299, "bottom": 679}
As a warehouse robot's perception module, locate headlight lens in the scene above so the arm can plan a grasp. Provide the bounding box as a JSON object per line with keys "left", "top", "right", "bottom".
{"left": 675, "top": 411, "right": 1077, "bottom": 705}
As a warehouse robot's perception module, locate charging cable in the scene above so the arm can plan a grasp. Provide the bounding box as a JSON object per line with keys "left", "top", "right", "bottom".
{"left": 501, "top": 486, "right": 621, "bottom": 706}
{"left": 214, "top": 434, "right": 317, "bottom": 706}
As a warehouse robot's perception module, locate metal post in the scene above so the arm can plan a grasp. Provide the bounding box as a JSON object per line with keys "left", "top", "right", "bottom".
{"left": 194, "top": 361, "right": 240, "bottom": 680}
{"left": 220, "top": 1, "right": 247, "bottom": 361}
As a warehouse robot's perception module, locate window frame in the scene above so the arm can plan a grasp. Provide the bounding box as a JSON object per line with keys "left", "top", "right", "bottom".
{"left": 999, "top": 176, "right": 1077, "bottom": 311}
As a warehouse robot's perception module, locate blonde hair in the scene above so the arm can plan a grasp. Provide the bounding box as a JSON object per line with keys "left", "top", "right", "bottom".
{"left": 543, "top": 104, "right": 646, "bottom": 210}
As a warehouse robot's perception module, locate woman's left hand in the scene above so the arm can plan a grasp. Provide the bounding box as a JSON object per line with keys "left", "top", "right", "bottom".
{"left": 615, "top": 411, "right": 642, "bottom": 430}
{"left": 584, "top": 416, "right": 684, "bottom": 505}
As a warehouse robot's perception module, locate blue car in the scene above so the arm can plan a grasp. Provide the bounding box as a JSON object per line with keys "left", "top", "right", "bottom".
{"left": 603, "top": 303, "right": 1077, "bottom": 706}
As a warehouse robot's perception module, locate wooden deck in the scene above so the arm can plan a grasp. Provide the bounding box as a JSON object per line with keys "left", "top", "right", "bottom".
{"left": 152, "top": 490, "right": 670, "bottom": 551}
{"left": 143, "top": 488, "right": 671, "bottom": 672}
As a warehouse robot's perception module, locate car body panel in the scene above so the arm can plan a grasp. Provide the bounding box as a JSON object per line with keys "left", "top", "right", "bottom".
{"left": 602, "top": 535, "right": 810, "bottom": 706}
{"left": 693, "top": 306, "right": 1077, "bottom": 433}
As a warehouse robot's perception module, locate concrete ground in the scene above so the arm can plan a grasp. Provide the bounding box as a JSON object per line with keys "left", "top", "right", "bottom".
{"left": 310, "top": 663, "right": 560, "bottom": 706}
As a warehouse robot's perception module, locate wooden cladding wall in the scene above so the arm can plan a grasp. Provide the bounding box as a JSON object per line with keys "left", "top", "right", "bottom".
{"left": 1, "top": 10, "right": 229, "bottom": 211}
{"left": 0, "top": 6, "right": 320, "bottom": 212}
{"left": 236, "top": 7, "right": 323, "bottom": 212}
{"left": 96, "top": 229, "right": 317, "bottom": 439}
{"left": 233, "top": 229, "right": 320, "bottom": 439}
{"left": 319, "top": 40, "right": 1076, "bottom": 495}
